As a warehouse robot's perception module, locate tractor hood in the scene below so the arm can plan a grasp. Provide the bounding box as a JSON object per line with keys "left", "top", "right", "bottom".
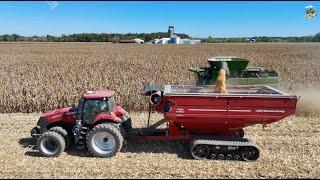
{"left": 42, "top": 107, "right": 73, "bottom": 118}
{"left": 40, "top": 107, "right": 76, "bottom": 124}
{"left": 33, "top": 107, "right": 76, "bottom": 135}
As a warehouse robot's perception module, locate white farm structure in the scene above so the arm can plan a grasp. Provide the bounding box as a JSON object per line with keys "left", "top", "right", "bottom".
{"left": 149, "top": 26, "right": 201, "bottom": 45}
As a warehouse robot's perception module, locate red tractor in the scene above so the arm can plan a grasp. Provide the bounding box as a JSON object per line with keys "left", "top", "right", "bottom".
{"left": 31, "top": 85, "right": 298, "bottom": 161}
{"left": 31, "top": 90, "right": 132, "bottom": 157}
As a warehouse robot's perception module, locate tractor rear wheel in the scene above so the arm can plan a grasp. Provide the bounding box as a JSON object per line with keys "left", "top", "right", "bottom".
{"left": 86, "top": 123, "right": 123, "bottom": 158}
{"left": 37, "top": 131, "right": 65, "bottom": 157}
{"left": 49, "top": 126, "right": 71, "bottom": 147}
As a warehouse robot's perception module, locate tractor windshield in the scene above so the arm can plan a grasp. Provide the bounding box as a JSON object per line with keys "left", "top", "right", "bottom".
{"left": 82, "top": 99, "right": 109, "bottom": 124}
{"left": 76, "top": 97, "right": 116, "bottom": 124}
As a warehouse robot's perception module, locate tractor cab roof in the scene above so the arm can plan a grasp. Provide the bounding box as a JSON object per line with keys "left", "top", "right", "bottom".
{"left": 246, "top": 67, "right": 265, "bottom": 72}
{"left": 207, "top": 56, "right": 249, "bottom": 62}
{"left": 83, "top": 90, "right": 116, "bottom": 100}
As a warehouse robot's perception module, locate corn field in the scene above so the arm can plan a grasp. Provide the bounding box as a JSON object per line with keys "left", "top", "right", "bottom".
{"left": 0, "top": 42, "right": 319, "bottom": 113}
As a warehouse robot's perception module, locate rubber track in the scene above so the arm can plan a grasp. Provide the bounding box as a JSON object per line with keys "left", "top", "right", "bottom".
{"left": 191, "top": 137, "right": 259, "bottom": 161}
{"left": 192, "top": 138, "right": 258, "bottom": 148}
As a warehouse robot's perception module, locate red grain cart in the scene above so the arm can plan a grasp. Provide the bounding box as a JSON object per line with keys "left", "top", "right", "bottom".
{"left": 139, "top": 85, "right": 298, "bottom": 160}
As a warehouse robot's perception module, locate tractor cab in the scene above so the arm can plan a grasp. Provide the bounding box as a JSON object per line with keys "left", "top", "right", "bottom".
{"left": 242, "top": 67, "right": 279, "bottom": 79}
{"left": 242, "top": 67, "right": 264, "bottom": 78}
{"left": 76, "top": 90, "right": 117, "bottom": 125}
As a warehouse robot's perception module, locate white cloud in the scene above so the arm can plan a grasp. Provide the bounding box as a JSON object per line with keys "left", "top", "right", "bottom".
{"left": 46, "top": 1, "right": 59, "bottom": 10}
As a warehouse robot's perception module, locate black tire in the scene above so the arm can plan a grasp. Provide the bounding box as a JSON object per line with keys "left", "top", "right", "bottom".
{"left": 49, "top": 126, "right": 71, "bottom": 147}
{"left": 190, "top": 144, "right": 210, "bottom": 160}
{"left": 218, "top": 154, "right": 225, "bottom": 160}
{"left": 234, "top": 155, "right": 242, "bottom": 161}
{"left": 111, "top": 123, "right": 126, "bottom": 139}
{"left": 37, "top": 131, "right": 65, "bottom": 157}
{"left": 86, "top": 123, "right": 123, "bottom": 158}
{"left": 235, "top": 129, "right": 245, "bottom": 139}
{"left": 241, "top": 146, "right": 260, "bottom": 161}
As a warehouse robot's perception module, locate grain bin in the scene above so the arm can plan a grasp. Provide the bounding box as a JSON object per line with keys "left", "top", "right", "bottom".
{"left": 168, "top": 26, "right": 174, "bottom": 38}
{"left": 170, "top": 35, "right": 180, "bottom": 44}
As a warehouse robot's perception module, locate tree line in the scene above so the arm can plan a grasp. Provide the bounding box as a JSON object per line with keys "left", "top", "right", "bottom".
{"left": 0, "top": 32, "right": 190, "bottom": 43}
{"left": 203, "top": 33, "right": 320, "bottom": 43}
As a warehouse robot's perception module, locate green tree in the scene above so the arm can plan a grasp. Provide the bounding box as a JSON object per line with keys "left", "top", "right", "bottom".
{"left": 313, "top": 33, "right": 320, "bottom": 42}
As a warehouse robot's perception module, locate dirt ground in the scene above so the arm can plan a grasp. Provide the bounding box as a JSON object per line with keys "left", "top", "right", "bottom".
{"left": 0, "top": 113, "right": 319, "bottom": 178}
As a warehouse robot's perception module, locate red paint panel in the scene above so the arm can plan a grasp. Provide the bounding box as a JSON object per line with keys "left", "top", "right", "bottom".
{"left": 162, "top": 94, "right": 298, "bottom": 135}
{"left": 169, "top": 96, "right": 228, "bottom": 106}
{"left": 93, "top": 113, "right": 122, "bottom": 124}
{"left": 42, "top": 107, "right": 75, "bottom": 124}
{"left": 114, "top": 106, "right": 126, "bottom": 116}
{"left": 228, "top": 96, "right": 297, "bottom": 108}
{"left": 228, "top": 97, "right": 298, "bottom": 124}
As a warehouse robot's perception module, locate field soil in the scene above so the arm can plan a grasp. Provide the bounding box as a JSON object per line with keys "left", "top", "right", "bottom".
{"left": 0, "top": 113, "right": 319, "bottom": 178}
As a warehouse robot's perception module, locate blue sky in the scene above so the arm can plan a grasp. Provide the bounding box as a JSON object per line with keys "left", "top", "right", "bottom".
{"left": 0, "top": 1, "right": 319, "bottom": 38}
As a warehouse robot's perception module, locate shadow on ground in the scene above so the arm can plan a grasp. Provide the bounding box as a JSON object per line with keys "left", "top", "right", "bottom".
{"left": 121, "top": 140, "right": 192, "bottom": 159}
{"left": 19, "top": 137, "right": 37, "bottom": 149}
{"left": 18, "top": 137, "right": 42, "bottom": 157}
{"left": 18, "top": 137, "right": 192, "bottom": 159}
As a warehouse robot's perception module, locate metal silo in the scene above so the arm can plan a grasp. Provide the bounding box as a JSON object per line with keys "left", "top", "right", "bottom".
{"left": 168, "top": 26, "right": 174, "bottom": 38}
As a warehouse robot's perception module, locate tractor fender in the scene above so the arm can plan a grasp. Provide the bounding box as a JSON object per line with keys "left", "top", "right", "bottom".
{"left": 93, "top": 113, "right": 123, "bottom": 125}
{"left": 114, "top": 106, "right": 127, "bottom": 116}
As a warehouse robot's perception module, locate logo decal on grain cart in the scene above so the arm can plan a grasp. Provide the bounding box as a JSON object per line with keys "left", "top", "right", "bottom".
{"left": 256, "top": 109, "right": 285, "bottom": 113}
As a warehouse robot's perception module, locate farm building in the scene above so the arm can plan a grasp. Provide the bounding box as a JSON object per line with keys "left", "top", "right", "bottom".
{"left": 246, "top": 38, "right": 256, "bottom": 43}
{"left": 149, "top": 26, "right": 201, "bottom": 45}
{"left": 119, "top": 38, "right": 144, "bottom": 44}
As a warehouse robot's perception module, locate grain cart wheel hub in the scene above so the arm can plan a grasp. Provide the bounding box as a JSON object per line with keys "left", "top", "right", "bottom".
{"left": 86, "top": 123, "right": 124, "bottom": 157}
{"left": 37, "top": 131, "right": 66, "bottom": 157}
{"left": 42, "top": 138, "right": 59, "bottom": 155}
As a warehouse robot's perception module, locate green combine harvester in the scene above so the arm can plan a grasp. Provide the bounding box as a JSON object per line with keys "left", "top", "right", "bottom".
{"left": 189, "top": 56, "right": 281, "bottom": 88}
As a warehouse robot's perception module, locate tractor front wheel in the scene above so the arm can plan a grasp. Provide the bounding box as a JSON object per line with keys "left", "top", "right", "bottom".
{"left": 86, "top": 123, "right": 123, "bottom": 158}
{"left": 37, "top": 131, "right": 66, "bottom": 157}
{"left": 49, "top": 126, "right": 71, "bottom": 147}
